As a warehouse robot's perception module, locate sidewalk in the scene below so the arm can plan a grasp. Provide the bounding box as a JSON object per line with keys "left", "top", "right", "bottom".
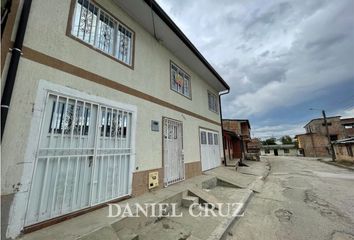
{"left": 18, "top": 159, "right": 270, "bottom": 240}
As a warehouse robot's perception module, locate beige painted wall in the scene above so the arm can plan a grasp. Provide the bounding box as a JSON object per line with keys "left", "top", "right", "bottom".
{"left": 1, "top": 0, "right": 225, "bottom": 195}
{"left": 1, "top": 58, "right": 223, "bottom": 195}
{"left": 22, "top": 0, "right": 221, "bottom": 122}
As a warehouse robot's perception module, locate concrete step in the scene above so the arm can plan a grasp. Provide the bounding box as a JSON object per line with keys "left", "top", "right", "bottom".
{"left": 181, "top": 196, "right": 199, "bottom": 208}
{"left": 188, "top": 187, "right": 221, "bottom": 210}
{"left": 116, "top": 228, "right": 139, "bottom": 240}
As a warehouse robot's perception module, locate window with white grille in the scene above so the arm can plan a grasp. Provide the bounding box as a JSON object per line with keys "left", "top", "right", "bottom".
{"left": 208, "top": 91, "right": 218, "bottom": 113}
{"left": 71, "top": 0, "right": 134, "bottom": 66}
{"left": 170, "top": 62, "right": 191, "bottom": 98}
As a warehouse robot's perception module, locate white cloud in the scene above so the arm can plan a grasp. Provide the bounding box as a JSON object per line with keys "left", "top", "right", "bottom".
{"left": 338, "top": 107, "right": 354, "bottom": 119}
{"left": 157, "top": 0, "right": 354, "bottom": 136}
{"left": 252, "top": 123, "right": 304, "bottom": 139}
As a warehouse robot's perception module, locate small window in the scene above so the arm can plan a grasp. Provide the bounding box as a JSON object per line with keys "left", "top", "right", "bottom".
{"left": 170, "top": 62, "right": 191, "bottom": 98}
{"left": 208, "top": 91, "right": 218, "bottom": 113}
{"left": 322, "top": 122, "right": 332, "bottom": 126}
{"left": 265, "top": 149, "right": 270, "bottom": 154}
{"left": 284, "top": 149, "right": 290, "bottom": 153}
{"left": 214, "top": 134, "right": 219, "bottom": 145}
{"left": 200, "top": 132, "right": 207, "bottom": 144}
{"left": 330, "top": 135, "right": 338, "bottom": 141}
{"left": 207, "top": 132, "right": 213, "bottom": 145}
{"left": 71, "top": 0, "right": 134, "bottom": 66}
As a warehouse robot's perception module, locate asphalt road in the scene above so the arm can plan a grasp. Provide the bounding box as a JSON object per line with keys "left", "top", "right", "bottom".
{"left": 226, "top": 156, "right": 354, "bottom": 240}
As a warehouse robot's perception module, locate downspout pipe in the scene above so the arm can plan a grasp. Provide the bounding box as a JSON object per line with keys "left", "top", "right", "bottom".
{"left": 219, "top": 89, "right": 230, "bottom": 166}
{"left": 1, "top": 0, "right": 33, "bottom": 140}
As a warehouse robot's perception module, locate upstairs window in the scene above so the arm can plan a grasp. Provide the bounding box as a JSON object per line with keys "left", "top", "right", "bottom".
{"left": 170, "top": 62, "right": 191, "bottom": 99}
{"left": 208, "top": 91, "right": 218, "bottom": 113}
{"left": 71, "top": 0, "right": 134, "bottom": 66}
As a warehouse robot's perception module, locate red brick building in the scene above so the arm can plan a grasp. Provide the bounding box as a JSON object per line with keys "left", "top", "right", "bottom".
{"left": 222, "top": 119, "right": 251, "bottom": 165}
{"left": 296, "top": 116, "right": 354, "bottom": 157}
{"left": 341, "top": 118, "right": 354, "bottom": 137}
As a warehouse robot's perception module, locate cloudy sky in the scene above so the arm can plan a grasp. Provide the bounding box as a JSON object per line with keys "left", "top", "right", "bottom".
{"left": 156, "top": 0, "right": 354, "bottom": 139}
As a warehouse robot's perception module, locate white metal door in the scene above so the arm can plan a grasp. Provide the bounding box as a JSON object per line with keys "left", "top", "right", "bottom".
{"left": 163, "top": 118, "right": 184, "bottom": 186}
{"left": 200, "top": 129, "right": 220, "bottom": 171}
{"left": 25, "top": 93, "right": 133, "bottom": 226}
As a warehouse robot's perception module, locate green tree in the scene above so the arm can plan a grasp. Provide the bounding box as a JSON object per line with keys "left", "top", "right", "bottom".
{"left": 280, "top": 135, "right": 293, "bottom": 145}
{"left": 261, "top": 137, "right": 277, "bottom": 145}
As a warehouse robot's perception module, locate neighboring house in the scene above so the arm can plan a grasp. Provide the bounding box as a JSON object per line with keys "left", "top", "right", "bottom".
{"left": 247, "top": 138, "right": 261, "bottom": 154}
{"left": 222, "top": 119, "right": 251, "bottom": 165}
{"left": 295, "top": 133, "right": 330, "bottom": 157}
{"left": 260, "top": 144, "right": 298, "bottom": 156}
{"left": 295, "top": 116, "right": 350, "bottom": 158}
{"left": 333, "top": 137, "right": 354, "bottom": 162}
{"left": 1, "top": 0, "right": 229, "bottom": 238}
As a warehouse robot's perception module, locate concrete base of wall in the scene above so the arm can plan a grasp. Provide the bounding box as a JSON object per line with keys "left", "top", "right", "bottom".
{"left": 131, "top": 168, "right": 164, "bottom": 197}
{"left": 185, "top": 161, "right": 202, "bottom": 180}
{"left": 131, "top": 161, "right": 203, "bottom": 197}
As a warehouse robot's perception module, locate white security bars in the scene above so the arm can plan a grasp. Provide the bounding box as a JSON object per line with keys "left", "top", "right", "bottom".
{"left": 163, "top": 118, "right": 184, "bottom": 186}
{"left": 25, "top": 93, "right": 133, "bottom": 226}
{"left": 208, "top": 91, "right": 218, "bottom": 113}
{"left": 71, "top": 0, "right": 134, "bottom": 65}
{"left": 170, "top": 62, "right": 191, "bottom": 98}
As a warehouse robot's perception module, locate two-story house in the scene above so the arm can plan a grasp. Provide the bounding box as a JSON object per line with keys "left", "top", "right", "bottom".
{"left": 1, "top": 0, "right": 230, "bottom": 238}
{"left": 296, "top": 116, "right": 347, "bottom": 157}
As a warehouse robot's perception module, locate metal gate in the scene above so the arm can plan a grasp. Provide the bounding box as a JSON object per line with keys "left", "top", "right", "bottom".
{"left": 25, "top": 93, "right": 133, "bottom": 226}
{"left": 163, "top": 118, "right": 184, "bottom": 186}
{"left": 200, "top": 129, "right": 220, "bottom": 171}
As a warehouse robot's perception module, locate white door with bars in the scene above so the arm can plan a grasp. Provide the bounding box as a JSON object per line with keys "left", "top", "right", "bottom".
{"left": 163, "top": 118, "right": 184, "bottom": 186}
{"left": 200, "top": 129, "right": 220, "bottom": 171}
{"left": 25, "top": 93, "right": 134, "bottom": 226}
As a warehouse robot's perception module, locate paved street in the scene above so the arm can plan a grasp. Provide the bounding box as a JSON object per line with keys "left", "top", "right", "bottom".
{"left": 227, "top": 156, "right": 354, "bottom": 240}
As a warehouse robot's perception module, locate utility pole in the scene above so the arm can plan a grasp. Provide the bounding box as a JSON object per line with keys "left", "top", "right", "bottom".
{"left": 322, "top": 110, "right": 336, "bottom": 161}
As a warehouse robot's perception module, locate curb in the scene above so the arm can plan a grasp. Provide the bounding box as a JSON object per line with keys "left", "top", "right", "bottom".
{"left": 317, "top": 159, "right": 354, "bottom": 171}
{"left": 207, "top": 160, "right": 271, "bottom": 240}
{"left": 207, "top": 189, "right": 254, "bottom": 240}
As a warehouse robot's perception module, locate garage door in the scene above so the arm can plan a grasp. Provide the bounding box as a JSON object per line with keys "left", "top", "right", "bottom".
{"left": 25, "top": 93, "right": 134, "bottom": 226}
{"left": 200, "top": 129, "right": 221, "bottom": 171}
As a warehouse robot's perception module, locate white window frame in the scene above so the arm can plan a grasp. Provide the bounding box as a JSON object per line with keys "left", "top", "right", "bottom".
{"left": 170, "top": 61, "right": 192, "bottom": 99}
{"left": 208, "top": 91, "right": 219, "bottom": 113}
{"left": 70, "top": 0, "right": 134, "bottom": 66}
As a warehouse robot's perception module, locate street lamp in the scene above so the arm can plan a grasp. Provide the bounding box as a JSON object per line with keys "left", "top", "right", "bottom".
{"left": 309, "top": 108, "right": 336, "bottom": 161}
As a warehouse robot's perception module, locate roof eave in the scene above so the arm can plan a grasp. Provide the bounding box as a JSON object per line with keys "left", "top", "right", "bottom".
{"left": 143, "top": 0, "right": 230, "bottom": 91}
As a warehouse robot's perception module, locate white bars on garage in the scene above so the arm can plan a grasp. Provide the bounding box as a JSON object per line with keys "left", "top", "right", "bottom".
{"left": 25, "top": 93, "right": 133, "bottom": 226}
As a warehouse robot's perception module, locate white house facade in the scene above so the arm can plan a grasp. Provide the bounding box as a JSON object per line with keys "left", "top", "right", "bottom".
{"left": 1, "top": 0, "right": 229, "bottom": 238}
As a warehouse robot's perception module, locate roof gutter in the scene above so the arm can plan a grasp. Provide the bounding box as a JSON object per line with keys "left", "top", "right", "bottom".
{"left": 219, "top": 89, "right": 230, "bottom": 166}
{"left": 1, "top": 0, "right": 33, "bottom": 140}
{"left": 143, "top": 0, "right": 230, "bottom": 91}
